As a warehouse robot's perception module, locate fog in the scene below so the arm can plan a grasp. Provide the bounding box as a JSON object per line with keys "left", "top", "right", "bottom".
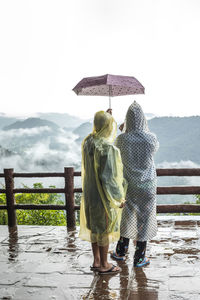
{"left": 0, "top": 125, "right": 199, "bottom": 204}
{"left": 0, "top": 126, "right": 82, "bottom": 189}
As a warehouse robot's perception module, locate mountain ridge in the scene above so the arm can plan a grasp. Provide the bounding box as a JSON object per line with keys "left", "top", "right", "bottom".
{"left": 3, "top": 118, "right": 59, "bottom": 131}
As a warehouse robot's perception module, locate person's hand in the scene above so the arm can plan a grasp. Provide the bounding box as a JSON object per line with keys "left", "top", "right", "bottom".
{"left": 119, "top": 123, "right": 124, "bottom": 132}
{"left": 106, "top": 109, "right": 112, "bottom": 115}
{"left": 119, "top": 200, "right": 126, "bottom": 208}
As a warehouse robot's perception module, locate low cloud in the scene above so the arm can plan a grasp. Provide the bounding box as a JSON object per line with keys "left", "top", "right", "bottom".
{"left": 0, "top": 126, "right": 52, "bottom": 138}
{"left": 0, "top": 124, "right": 199, "bottom": 194}
{"left": 0, "top": 127, "right": 81, "bottom": 174}
{"left": 157, "top": 160, "right": 200, "bottom": 169}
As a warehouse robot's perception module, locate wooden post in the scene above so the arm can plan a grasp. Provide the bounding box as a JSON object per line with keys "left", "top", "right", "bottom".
{"left": 64, "top": 167, "right": 76, "bottom": 230}
{"left": 4, "top": 169, "right": 16, "bottom": 227}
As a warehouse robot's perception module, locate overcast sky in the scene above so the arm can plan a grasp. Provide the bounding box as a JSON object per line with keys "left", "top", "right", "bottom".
{"left": 0, "top": 0, "right": 200, "bottom": 120}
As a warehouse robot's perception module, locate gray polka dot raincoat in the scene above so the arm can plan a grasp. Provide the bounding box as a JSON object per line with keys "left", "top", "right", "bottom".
{"left": 116, "top": 101, "right": 159, "bottom": 241}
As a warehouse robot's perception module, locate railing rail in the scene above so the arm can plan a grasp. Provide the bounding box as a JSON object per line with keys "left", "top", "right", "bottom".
{"left": 0, "top": 168, "right": 200, "bottom": 229}
{"left": 0, "top": 168, "right": 75, "bottom": 229}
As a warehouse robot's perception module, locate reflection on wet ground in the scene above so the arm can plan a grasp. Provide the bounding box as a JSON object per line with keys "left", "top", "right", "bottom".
{"left": 0, "top": 216, "right": 200, "bottom": 299}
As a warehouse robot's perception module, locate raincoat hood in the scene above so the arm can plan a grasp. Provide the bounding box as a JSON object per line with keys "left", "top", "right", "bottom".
{"left": 92, "top": 111, "right": 117, "bottom": 142}
{"left": 125, "top": 101, "right": 148, "bottom": 132}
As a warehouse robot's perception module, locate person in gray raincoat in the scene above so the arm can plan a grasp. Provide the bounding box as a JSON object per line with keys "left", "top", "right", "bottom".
{"left": 111, "top": 101, "right": 159, "bottom": 267}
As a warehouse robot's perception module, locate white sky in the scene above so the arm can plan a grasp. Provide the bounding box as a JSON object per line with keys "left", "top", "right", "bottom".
{"left": 0, "top": 0, "right": 200, "bottom": 120}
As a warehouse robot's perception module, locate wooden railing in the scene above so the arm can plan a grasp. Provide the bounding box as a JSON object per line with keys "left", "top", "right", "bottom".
{"left": 0, "top": 168, "right": 200, "bottom": 229}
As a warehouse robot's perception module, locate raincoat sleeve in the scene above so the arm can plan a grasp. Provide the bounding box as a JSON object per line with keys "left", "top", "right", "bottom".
{"left": 115, "top": 134, "right": 122, "bottom": 149}
{"left": 99, "top": 145, "right": 127, "bottom": 208}
{"left": 149, "top": 133, "right": 159, "bottom": 154}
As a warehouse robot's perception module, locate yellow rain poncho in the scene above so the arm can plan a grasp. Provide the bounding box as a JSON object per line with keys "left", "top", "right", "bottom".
{"left": 79, "top": 111, "right": 127, "bottom": 246}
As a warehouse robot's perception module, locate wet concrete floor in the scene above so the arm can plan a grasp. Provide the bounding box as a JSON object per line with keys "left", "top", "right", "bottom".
{"left": 0, "top": 216, "right": 200, "bottom": 300}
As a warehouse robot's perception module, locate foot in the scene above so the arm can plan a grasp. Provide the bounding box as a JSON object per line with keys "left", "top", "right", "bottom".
{"left": 90, "top": 263, "right": 101, "bottom": 271}
{"left": 98, "top": 264, "right": 121, "bottom": 275}
{"left": 111, "top": 251, "right": 125, "bottom": 261}
{"left": 134, "top": 257, "right": 150, "bottom": 267}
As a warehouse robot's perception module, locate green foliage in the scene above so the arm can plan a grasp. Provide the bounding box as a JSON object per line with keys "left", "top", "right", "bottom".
{"left": 75, "top": 193, "right": 81, "bottom": 225}
{"left": 194, "top": 194, "right": 200, "bottom": 204}
{"left": 0, "top": 183, "right": 66, "bottom": 226}
{"left": 0, "top": 192, "right": 8, "bottom": 224}
{"left": 182, "top": 194, "right": 200, "bottom": 215}
{"left": 169, "top": 194, "right": 200, "bottom": 216}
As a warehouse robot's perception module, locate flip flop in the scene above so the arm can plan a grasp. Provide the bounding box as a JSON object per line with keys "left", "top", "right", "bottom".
{"left": 111, "top": 251, "right": 125, "bottom": 261}
{"left": 90, "top": 266, "right": 100, "bottom": 271}
{"left": 134, "top": 257, "right": 150, "bottom": 268}
{"left": 98, "top": 264, "right": 121, "bottom": 275}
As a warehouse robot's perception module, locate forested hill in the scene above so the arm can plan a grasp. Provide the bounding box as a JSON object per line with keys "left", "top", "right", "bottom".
{"left": 3, "top": 118, "right": 59, "bottom": 131}
{"left": 72, "top": 116, "right": 200, "bottom": 164}
{"left": 0, "top": 114, "right": 199, "bottom": 168}
{"left": 148, "top": 116, "right": 200, "bottom": 164}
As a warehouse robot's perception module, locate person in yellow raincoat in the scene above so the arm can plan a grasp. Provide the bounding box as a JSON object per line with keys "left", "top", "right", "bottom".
{"left": 79, "top": 110, "right": 127, "bottom": 275}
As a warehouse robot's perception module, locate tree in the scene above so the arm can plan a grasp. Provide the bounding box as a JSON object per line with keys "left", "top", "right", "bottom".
{"left": 0, "top": 183, "right": 66, "bottom": 225}
{"left": 195, "top": 194, "right": 200, "bottom": 204}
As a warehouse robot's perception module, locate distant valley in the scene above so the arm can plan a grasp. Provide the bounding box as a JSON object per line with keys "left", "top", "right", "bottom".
{"left": 0, "top": 114, "right": 200, "bottom": 168}
{"left": 0, "top": 113, "right": 199, "bottom": 204}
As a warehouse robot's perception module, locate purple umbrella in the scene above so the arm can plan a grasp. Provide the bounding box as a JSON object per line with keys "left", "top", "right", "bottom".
{"left": 72, "top": 74, "right": 145, "bottom": 108}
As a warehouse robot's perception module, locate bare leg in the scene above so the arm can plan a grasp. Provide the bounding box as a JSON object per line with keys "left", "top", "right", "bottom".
{"left": 91, "top": 243, "right": 100, "bottom": 268}
{"left": 99, "top": 244, "right": 121, "bottom": 272}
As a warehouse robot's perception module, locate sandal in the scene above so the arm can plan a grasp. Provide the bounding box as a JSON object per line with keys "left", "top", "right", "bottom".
{"left": 134, "top": 257, "right": 150, "bottom": 268}
{"left": 90, "top": 266, "right": 100, "bottom": 271}
{"left": 98, "top": 264, "right": 121, "bottom": 275}
{"left": 111, "top": 251, "right": 125, "bottom": 261}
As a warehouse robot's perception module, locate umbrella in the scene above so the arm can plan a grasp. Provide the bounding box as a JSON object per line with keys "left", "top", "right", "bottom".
{"left": 72, "top": 74, "right": 145, "bottom": 109}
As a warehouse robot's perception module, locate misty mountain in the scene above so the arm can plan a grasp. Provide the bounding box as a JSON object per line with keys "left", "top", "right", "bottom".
{"left": 0, "top": 113, "right": 199, "bottom": 204}
{"left": 148, "top": 116, "right": 200, "bottom": 164}
{"left": 73, "top": 122, "right": 93, "bottom": 144}
{"left": 3, "top": 118, "right": 59, "bottom": 131}
{"left": 145, "top": 113, "right": 156, "bottom": 120}
{"left": 0, "top": 113, "right": 199, "bottom": 177}
{"left": 0, "top": 116, "right": 19, "bottom": 129}
{"left": 0, "top": 145, "right": 17, "bottom": 157}
{"left": 37, "top": 113, "right": 85, "bottom": 128}
{"left": 0, "top": 112, "right": 86, "bottom": 130}
{"left": 70, "top": 116, "right": 200, "bottom": 164}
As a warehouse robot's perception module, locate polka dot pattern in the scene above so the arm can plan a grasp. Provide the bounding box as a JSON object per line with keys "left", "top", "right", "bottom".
{"left": 116, "top": 101, "right": 159, "bottom": 241}
{"left": 72, "top": 74, "right": 145, "bottom": 97}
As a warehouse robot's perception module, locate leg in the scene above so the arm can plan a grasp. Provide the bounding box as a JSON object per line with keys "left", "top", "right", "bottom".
{"left": 116, "top": 236, "right": 129, "bottom": 256}
{"left": 99, "top": 244, "right": 110, "bottom": 269}
{"left": 111, "top": 236, "right": 129, "bottom": 260}
{"left": 91, "top": 242, "right": 100, "bottom": 268}
{"left": 98, "top": 244, "right": 121, "bottom": 273}
{"left": 134, "top": 241, "right": 147, "bottom": 266}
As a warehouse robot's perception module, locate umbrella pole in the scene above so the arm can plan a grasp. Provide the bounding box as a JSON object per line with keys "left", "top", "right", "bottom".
{"left": 109, "top": 85, "right": 111, "bottom": 109}
{"left": 109, "top": 96, "right": 111, "bottom": 109}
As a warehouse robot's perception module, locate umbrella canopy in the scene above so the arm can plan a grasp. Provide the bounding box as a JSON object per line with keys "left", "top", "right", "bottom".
{"left": 72, "top": 74, "right": 145, "bottom": 108}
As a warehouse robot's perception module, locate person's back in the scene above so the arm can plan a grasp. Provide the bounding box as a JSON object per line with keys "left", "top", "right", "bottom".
{"left": 116, "top": 100, "right": 158, "bottom": 184}
{"left": 79, "top": 111, "right": 127, "bottom": 274}
{"left": 112, "top": 101, "right": 159, "bottom": 267}
{"left": 82, "top": 133, "right": 125, "bottom": 237}
{"left": 117, "top": 130, "right": 158, "bottom": 183}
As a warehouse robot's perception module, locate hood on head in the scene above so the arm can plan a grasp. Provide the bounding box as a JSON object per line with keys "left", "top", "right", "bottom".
{"left": 125, "top": 101, "right": 148, "bottom": 132}
{"left": 93, "top": 111, "right": 117, "bottom": 142}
